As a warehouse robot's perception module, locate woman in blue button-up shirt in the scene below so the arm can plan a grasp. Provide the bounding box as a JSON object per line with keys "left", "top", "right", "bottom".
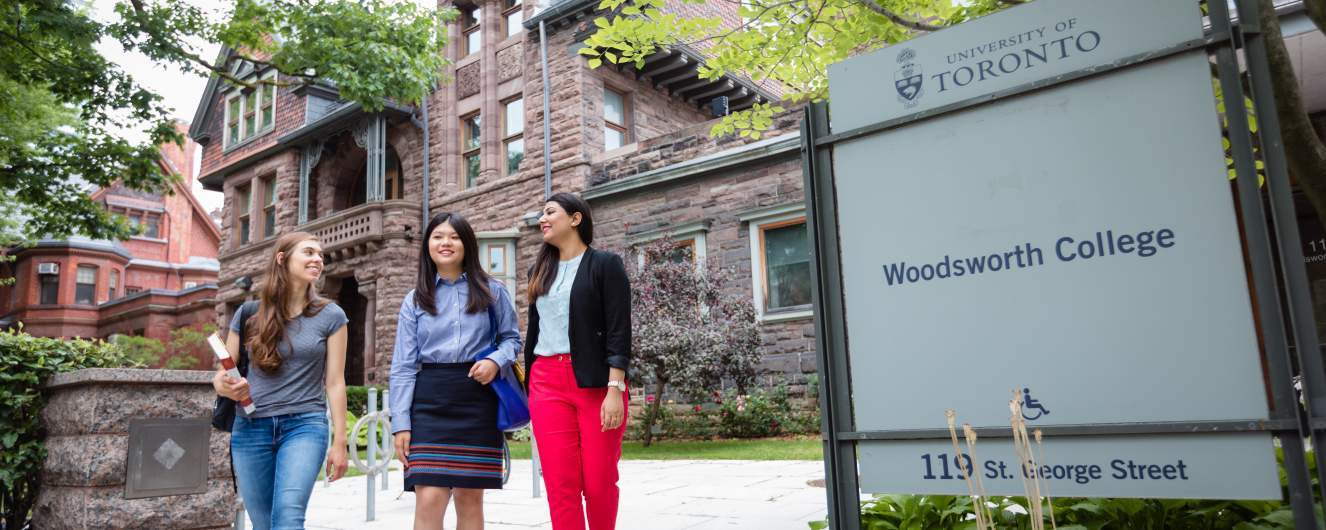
{"left": 389, "top": 211, "right": 521, "bottom": 530}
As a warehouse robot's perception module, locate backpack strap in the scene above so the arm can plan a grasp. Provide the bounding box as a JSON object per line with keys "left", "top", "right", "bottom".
{"left": 236, "top": 300, "right": 259, "bottom": 377}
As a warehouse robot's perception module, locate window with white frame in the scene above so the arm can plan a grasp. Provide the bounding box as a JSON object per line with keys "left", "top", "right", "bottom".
{"left": 108, "top": 269, "right": 119, "bottom": 300}
{"left": 75, "top": 265, "right": 97, "bottom": 305}
{"left": 478, "top": 236, "right": 518, "bottom": 308}
{"left": 223, "top": 70, "right": 278, "bottom": 149}
{"left": 745, "top": 207, "right": 813, "bottom": 321}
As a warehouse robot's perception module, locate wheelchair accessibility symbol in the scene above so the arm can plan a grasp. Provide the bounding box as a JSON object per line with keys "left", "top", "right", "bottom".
{"left": 1021, "top": 388, "right": 1050, "bottom": 421}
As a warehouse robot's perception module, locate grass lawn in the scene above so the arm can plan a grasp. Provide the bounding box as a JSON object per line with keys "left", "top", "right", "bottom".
{"left": 508, "top": 436, "right": 822, "bottom": 461}
{"left": 320, "top": 437, "right": 822, "bottom": 480}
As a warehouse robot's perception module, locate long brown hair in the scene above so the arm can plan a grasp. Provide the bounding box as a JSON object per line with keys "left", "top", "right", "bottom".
{"left": 527, "top": 192, "right": 594, "bottom": 302}
{"left": 414, "top": 211, "right": 494, "bottom": 315}
{"left": 248, "top": 231, "right": 329, "bottom": 372}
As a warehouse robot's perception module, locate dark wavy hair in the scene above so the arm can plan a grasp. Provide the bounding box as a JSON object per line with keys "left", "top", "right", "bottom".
{"left": 414, "top": 211, "right": 494, "bottom": 315}
{"left": 527, "top": 192, "right": 593, "bottom": 302}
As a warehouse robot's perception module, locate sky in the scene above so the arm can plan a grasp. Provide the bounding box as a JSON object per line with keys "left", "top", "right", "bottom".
{"left": 90, "top": 0, "right": 225, "bottom": 212}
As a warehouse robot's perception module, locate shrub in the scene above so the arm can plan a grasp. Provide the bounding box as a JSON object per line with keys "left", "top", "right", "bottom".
{"left": 625, "top": 237, "right": 763, "bottom": 446}
{"left": 346, "top": 385, "right": 387, "bottom": 416}
{"left": 0, "top": 328, "right": 138, "bottom": 527}
{"left": 112, "top": 334, "right": 165, "bottom": 367}
{"left": 165, "top": 323, "right": 218, "bottom": 370}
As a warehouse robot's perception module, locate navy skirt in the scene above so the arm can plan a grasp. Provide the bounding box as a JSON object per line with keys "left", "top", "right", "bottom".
{"left": 404, "top": 362, "right": 504, "bottom": 490}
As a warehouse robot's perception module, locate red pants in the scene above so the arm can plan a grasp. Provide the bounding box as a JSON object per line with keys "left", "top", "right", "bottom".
{"left": 529, "top": 354, "right": 629, "bottom": 530}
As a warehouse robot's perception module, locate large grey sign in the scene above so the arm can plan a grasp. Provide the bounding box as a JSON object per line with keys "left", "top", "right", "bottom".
{"left": 824, "top": 0, "right": 1279, "bottom": 499}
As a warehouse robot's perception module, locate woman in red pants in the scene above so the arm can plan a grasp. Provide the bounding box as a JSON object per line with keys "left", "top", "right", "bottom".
{"left": 525, "top": 192, "right": 631, "bottom": 530}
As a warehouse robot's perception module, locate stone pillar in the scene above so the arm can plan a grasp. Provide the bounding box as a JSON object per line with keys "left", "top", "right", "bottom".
{"left": 358, "top": 279, "right": 378, "bottom": 384}
{"left": 34, "top": 369, "right": 236, "bottom": 530}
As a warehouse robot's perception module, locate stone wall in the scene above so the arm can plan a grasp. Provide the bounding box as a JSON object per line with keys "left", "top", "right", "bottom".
{"left": 584, "top": 107, "right": 817, "bottom": 395}
{"left": 35, "top": 369, "right": 235, "bottom": 529}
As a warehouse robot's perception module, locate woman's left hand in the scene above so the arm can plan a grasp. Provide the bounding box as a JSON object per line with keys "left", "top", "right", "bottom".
{"left": 601, "top": 390, "right": 625, "bottom": 431}
{"left": 326, "top": 444, "right": 349, "bottom": 482}
{"left": 469, "top": 359, "right": 500, "bottom": 385}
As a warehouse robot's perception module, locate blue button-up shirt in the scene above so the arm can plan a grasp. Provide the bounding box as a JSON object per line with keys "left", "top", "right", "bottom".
{"left": 389, "top": 275, "right": 522, "bottom": 433}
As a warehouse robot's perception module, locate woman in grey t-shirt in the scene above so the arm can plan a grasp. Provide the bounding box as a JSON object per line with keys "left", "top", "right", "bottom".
{"left": 213, "top": 232, "right": 349, "bottom": 530}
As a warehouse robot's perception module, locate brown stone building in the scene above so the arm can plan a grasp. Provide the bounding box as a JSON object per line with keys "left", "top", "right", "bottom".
{"left": 0, "top": 123, "right": 222, "bottom": 361}
{"left": 187, "top": 0, "right": 821, "bottom": 391}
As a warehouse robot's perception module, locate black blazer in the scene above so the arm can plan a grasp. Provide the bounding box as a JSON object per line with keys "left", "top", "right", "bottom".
{"left": 524, "top": 247, "right": 631, "bottom": 388}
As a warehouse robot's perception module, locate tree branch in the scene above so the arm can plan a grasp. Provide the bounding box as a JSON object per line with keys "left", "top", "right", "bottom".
{"left": 852, "top": 0, "right": 945, "bottom": 32}
{"left": 120, "top": 0, "right": 311, "bottom": 89}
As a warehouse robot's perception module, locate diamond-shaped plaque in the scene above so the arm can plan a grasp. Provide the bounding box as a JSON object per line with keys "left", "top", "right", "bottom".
{"left": 125, "top": 418, "right": 210, "bottom": 499}
{"left": 153, "top": 438, "right": 186, "bottom": 470}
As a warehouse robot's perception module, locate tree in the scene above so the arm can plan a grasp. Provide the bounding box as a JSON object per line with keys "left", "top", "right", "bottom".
{"left": 627, "top": 238, "right": 762, "bottom": 447}
{"left": 582, "top": 0, "right": 1326, "bottom": 226}
{"left": 1, "top": 0, "right": 453, "bottom": 245}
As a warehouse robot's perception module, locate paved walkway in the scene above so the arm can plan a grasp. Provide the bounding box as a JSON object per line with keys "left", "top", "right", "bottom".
{"left": 292, "top": 459, "right": 828, "bottom": 529}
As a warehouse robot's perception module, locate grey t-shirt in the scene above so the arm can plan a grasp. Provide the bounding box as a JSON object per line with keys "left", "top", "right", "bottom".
{"left": 230, "top": 302, "right": 349, "bottom": 418}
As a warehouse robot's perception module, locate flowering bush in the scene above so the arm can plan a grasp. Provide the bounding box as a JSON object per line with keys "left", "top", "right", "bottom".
{"left": 624, "top": 238, "right": 762, "bottom": 446}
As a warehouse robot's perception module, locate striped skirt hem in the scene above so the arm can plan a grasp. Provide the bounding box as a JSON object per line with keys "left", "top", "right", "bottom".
{"left": 404, "top": 442, "right": 504, "bottom": 490}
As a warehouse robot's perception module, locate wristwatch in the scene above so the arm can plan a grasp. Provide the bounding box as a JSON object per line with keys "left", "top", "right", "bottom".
{"left": 606, "top": 380, "right": 627, "bottom": 392}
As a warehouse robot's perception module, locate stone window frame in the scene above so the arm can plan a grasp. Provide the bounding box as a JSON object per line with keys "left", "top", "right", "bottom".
{"left": 125, "top": 286, "right": 142, "bottom": 296}
{"left": 603, "top": 86, "right": 633, "bottom": 151}
{"left": 462, "top": 5, "right": 482, "bottom": 57}
{"left": 502, "top": 0, "right": 523, "bottom": 38}
{"left": 235, "top": 181, "right": 252, "bottom": 247}
{"left": 260, "top": 175, "right": 278, "bottom": 240}
{"left": 477, "top": 230, "right": 520, "bottom": 308}
{"left": 74, "top": 264, "right": 98, "bottom": 306}
{"left": 222, "top": 69, "right": 278, "bottom": 151}
{"left": 741, "top": 204, "right": 813, "bottom": 323}
{"left": 37, "top": 263, "right": 60, "bottom": 305}
{"left": 628, "top": 220, "right": 710, "bottom": 271}
{"left": 502, "top": 97, "right": 524, "bottom": 177}
{"left": 461, "top": 112, "right": 482, "bottom": 188}
{"left": 108, "top": 269, "right": 119, "bottom": 301}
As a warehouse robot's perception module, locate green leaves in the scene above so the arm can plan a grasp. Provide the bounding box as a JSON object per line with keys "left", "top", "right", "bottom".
{"left": 0, "top": 327, "right": 140, "bottom": 526}
{"left": 578, "top": 0, "right": 1005, "bottom": 138}
{"left": 3, "top": 0, "right": 454, "bottom": 245}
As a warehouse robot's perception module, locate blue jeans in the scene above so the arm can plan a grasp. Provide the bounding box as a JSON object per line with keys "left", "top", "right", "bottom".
{"left": 231, "top": 410, "right": 329, "bottom": 530}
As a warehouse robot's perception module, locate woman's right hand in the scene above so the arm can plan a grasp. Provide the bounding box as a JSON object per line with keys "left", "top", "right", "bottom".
{"left": 394, "top": 431, "right": 411, "bottom": 467}
{"left": 212, "top": 369, "right": 250, "bottom": 402}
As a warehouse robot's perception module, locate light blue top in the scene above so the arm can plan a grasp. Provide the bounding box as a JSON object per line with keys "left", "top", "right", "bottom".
{"left": 533, "top": 252, "right": 584, "bottom": 356}
{"left": 389, "top": 274, "right": 521, "bottom": 433}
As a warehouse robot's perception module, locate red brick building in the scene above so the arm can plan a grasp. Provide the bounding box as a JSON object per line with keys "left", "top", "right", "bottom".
{"left": 0, "top": 123, "right": 223, "bottom": 365}
{"left": 186, "top": 0, "right": 816, "bottom": 390}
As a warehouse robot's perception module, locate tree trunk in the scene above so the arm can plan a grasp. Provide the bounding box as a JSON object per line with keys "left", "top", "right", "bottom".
{"left": 642, "top": 379, "right": 667, "bottom": 448}
{"left": 1306, "top": 0, "right": 1325, "bottom": 36}
{"left": 1258, "top": 0, "right": 1326, "bottom": 230}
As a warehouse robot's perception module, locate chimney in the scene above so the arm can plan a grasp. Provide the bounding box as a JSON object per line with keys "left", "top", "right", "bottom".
{"left": 159, "top": 120, "right": 198, "bottom": 186}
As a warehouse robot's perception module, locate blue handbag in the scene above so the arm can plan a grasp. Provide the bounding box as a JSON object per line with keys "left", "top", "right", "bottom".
{"left": 474, "top": 304, "right": 531, "bottom": 432}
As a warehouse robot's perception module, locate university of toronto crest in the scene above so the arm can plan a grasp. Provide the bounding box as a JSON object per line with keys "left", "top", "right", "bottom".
{"left": 894, "top": 48, "right": 923, "bottom": 108}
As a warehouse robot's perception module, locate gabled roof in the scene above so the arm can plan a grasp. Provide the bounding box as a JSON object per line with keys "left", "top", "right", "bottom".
{"left": 90, "top": 157, "right": 223, "bottom": 245}
{"left": 188, "top": 47, "right": 238, "bottom": 144}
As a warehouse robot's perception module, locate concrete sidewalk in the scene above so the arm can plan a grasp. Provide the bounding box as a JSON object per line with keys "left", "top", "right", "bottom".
{"left": 296, "top": 459, "right": 827, "bottom": 529}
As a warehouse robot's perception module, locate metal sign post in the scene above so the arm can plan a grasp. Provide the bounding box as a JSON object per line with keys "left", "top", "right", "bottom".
{"left": 803, "top": 0, "right": 1323, "bottom": 527}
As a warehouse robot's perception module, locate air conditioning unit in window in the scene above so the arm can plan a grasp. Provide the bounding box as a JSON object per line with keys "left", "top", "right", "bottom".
{"left": 37, "top": 263, "right": 59, "bottom": 275}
